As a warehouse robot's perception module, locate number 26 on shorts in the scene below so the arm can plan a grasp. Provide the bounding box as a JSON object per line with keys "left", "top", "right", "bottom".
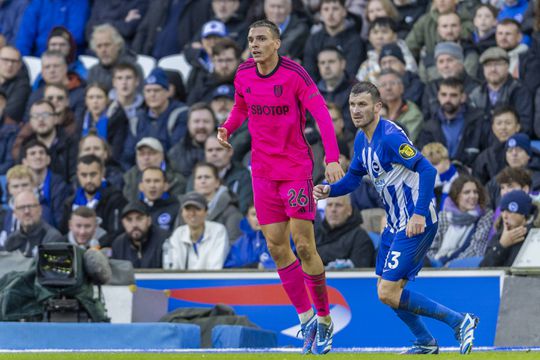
{"left": 287, "top": 188, "right": 308, "bottom": 207}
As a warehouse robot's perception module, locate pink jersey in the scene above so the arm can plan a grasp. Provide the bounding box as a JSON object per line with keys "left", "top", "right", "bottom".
{"left": 221, "top": 56, "right": 340, "bottom": 180}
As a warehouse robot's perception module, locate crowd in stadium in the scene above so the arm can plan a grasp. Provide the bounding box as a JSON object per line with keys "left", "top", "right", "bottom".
{"left": 0, "top": 0, "right": 538, "bottom": 271}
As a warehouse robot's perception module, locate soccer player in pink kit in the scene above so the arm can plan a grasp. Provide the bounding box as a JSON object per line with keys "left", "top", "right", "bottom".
{"left": 217, "top": 19, "right": 344, "bottom": 354}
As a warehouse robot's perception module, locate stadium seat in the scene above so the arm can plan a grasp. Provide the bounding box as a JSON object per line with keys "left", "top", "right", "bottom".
{"left": 212, "top": 325, "right": 277, "bottom": 348}
{"left": 78, "top": 55, "right": 99, "bottom": 70}
{"left": 158, "top": 53, "right": 192, "bottom": 86}
{"left": 531, "top": 140, "right": 540, "bottom": 153}
{"left": 446, "top": 256, "right": 484, "bottom": 268}
{"left": 368, "top": 231, "right": 381, "bottom": 250}
{"left": 22, "top": 56, "right": 41, "bottom": 85}
{"left": 137, "top": 54, "right": 157, "bottom": 78}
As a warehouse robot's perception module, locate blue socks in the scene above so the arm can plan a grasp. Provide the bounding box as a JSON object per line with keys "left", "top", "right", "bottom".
{"left": 393, "top": 308, "right": 435, "bottom": 345}
{"left": 399, "top": 289, "right": 464, "bottom": 330}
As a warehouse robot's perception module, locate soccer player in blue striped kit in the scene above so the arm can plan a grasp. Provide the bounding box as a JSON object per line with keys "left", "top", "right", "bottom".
{"left": 313, "top": 82, "right": 478, "bottom": 354}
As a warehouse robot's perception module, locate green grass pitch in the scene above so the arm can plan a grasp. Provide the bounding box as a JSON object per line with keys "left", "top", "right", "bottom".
{"left": 0, "top": 352, "right": 537, "bottom": 360}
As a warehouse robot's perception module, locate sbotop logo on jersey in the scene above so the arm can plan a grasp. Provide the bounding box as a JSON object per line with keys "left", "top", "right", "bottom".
{"left": 250, "top": 104, "right": 290, "bottom": 116}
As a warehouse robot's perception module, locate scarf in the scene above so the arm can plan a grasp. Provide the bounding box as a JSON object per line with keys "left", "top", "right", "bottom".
{"left": 73, "top": 181, "right": 107, "bottom": 210}
{"left": 82, "top": 111, "right": 109, "bottom": 139}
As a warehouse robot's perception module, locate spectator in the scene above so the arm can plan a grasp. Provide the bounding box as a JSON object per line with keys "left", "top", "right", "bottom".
{"left": 502, "top": 133, "right": 540, "bottom": 190}
{"left": 357, "top": 17, "right": 416, "bottom": 83}
{"left": 303, "top": 0, "right": 366, "bottom": 81}
{"left": 164, "top": 69, "right": 186, "bottom": 103}
{"left": 122, "top": 67, "right": 188, "bottom": 167}
{"left": 25, "top": 50, "right": 85, "bottom": 118}
{"left": 132, "top": 0, "right": 212, "bottom": 59}
{"left": 197, "top": 134, "right": 253, "bottom": 214}
{"left": 66, "top": 206, "right": 104, "bottom": 250}
{"left": 327, "top": 101, "right": 354, "bottom": 152}
{"left": 164, "top": 191, "right": 229, "bottom": 270}
{"left": 46, "top": 26, "right": 87, "bottom": 80}
{"left": 111, "top": 201, "right": 168, "bottom": 269}
{"left": 87, "top": 24, "right": 143, "bottom": 91}
{"left": 405, "top": 0, "right": 473, "bottom": 60}
{"left": 0, "top": 45, "right": 30, "bottom": 123}
{"left": 0, "top": 165, "right": 35, "bottom": 244}
{"left": 416, "top": 77, "right": 483, "bottom": 167}
{"left": 498, "top": 0, "right": 528, "bottom": 23}
{"left": 139, "top": 166, "right": 179, "bottom": 235}
{"left": 189, "top": 162, "right": 243, "bottom": 241}
{"left": 419, "top": 13, "right": 479, "bottom": 82}
{"left": 78, "top": 133, "right": 124, "bottom": 189}
{"left": 61, "top": 154, "right": 127, "bottom": 247}
{"left": 472, "top": 4, "right": 498, "bottom": 54}
{"left": 388, "top": 0, "right": 429, "bottom": 38}
{"left": 365, "top": 0, "right": 400, "bottom": 35}
{"left": 378, "top": 42, "right": 424, "bottom": 105}
{"left": 168, "top": 102, "right": 216, "bottom": 178}
{"left": 109, "top": 62, "right": 144, "bottom": 141}
{"left": 496, "top": 19, "right": 528, "bottom": 78}
{"left": 123, "top": 137, "right": 186, "bottom": 203}
{"left": 210, "top": 0, "right": 247, "bottom": 49}
{"left": 469, "top": 47, "right": 533, "bottom": 136}
{"left": 85, "top": 0, "right": 148, "bottom": 46}
{"left": 473, "top": 106, "right": 522, "bottom": 183}
{"left": 15, "top": 0, "right": 89, "bottom": 56}
{"left": 21, "top": 139, "right": 70, "bottom": 228}
{"left": 421, "top": 42, "right": 480, "bottom": 120}
{"left": 428, "top": 175, "right": 494, "bottom": 266}
{"left": 14, "top": 100, "right": 77, "bottom": 183}
{"left": 224, "top": 203, "right": 275, "bottom": 269}
{"left": 0, "top": 0, "right": 29, "bottom": 45}
{"left": 422, "top": 142, "right": 465, "bottom": 211}
{"left": 316, "top": 46, "right": 358, "bottom": 136}
{"left": 187, "top": 38, "right": 241, "bottom": 105}
{"left": 78, "top": 83, "right": 128, "bottom": 157}
{"left": 377, "top": 69, "right": 423, "bottom": 142}
{"left": 43, "top": 84, "right": 77, "bottom": 136}
{"left": 5, "top": 190, "right": 64, "bottom": 257}
{"left": 315, "top": 195, "right": 375, "bottom": 268}
{"left": 481, "top": 190, "right": 534, "bottom": 266}
{"left": 264, "top": 0, "right": 309, "bottom": 60}
{"left": 0, "top": 91, "right": 17, "bottom": 175}
{"left": 184, "top": 20, "right": 228, "bottom": 91}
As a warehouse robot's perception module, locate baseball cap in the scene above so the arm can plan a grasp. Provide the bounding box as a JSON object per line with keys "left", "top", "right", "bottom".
{"left": 500, "top": 190, "right": 532, "bottom": 216}
{"left": 121, "top": 202, "right": 148, "bottom": 218}
{"left": 136, "top": 137, "right": 164, "bottom": 153}
{"left": 479, "top": 47, "right": 509, "bottom": 65}
{"left": 212, "top": 84, "right": 235, "bottom": 100}
{"left": 182, "top": 191, "right": 208, "bottom": 210}
{"left": 506, "top": 133, "right": 531, "bottom": 156}
{"left": 379, "top": 43, "right": 405, "bottom": 65}
{"left": 144, "top": 67, "right": 169, "bottom": 89}
{"left": 201, "top": 20, "right": 227, "bottom": 39}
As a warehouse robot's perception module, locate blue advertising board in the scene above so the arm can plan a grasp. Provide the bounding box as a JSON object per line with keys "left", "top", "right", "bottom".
{"left": 135, "top": 270, "right": 503, "bottom": 348}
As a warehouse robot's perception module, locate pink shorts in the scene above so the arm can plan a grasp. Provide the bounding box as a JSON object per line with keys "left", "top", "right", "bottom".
{"left": 252, "top": 177, "right": 316, "bottom": 225}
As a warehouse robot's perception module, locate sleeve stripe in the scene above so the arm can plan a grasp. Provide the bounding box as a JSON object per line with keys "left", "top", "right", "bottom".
{"left": 281, "top": 63, "right": 313, "bottom": 86}
{"left": 281, "top": 58, "right": 315, "bottom": 86}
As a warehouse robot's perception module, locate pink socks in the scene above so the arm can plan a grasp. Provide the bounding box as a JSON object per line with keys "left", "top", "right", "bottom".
{"left": 277, "top": 259, "right": 312, "bottom": 314}
{"left": 304, "top": 271, "right": 330, "bottom": 317}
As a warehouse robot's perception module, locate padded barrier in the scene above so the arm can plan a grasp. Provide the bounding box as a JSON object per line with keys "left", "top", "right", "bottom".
{"left": 212, "top": 325, "right": 277, "bottom": 348}
{"left": 0, "top": 322, "right": 200, "bottom": 350}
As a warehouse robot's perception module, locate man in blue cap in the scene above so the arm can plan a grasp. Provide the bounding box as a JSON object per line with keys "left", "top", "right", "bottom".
{"left": 481, "top": 189, "right": 535, "bottom": 267}
{"left": 121, "top": 67, "right": 189, "bottom": 168}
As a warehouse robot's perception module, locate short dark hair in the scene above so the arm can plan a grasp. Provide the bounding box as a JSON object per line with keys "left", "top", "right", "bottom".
{"left": 188, "top": 102, "right": 217, "bottom": 125}
{"left": 77, "top": 154, "right": 104, "bottom": 170}
{"left": 318, "top": 45, "right": 345, "bottom": 61}
{"left": 212, "top": 38, "right": 242, "bottom": 59}
{"left": 321, "top": 0, "right": 346, "bottom": 7}
{"left": 369, "top": 17, "right": 398, "bottom": 34}
{"left": 378, "top": 68, "right": 403, "bottom": 82}
{"left": 249, "top": 19, "right": 280, "bottom": 39}
{"left": 495, "top": 166, "right": 532, "bottom": 188}
{"left": 475, "top": 4, "right": 498, "bottom": 19}
{"left": 449, "top": 175, "right": 488, "bottom": 210}
{"left": 193, "top": 161, "right": 220, "bottom": 181}
{"left": 44, "top": 83, "right": 68, "bottom": 97}
{"left": 350, "top": 82, "right": 382, "bottom": 103}
{"left": 492, "top": 105, "right": 519, "bottom": 124}
{"left": 439, "top": 77, "right": 464, "bottom": 93}
{"left": 31, "top": 99, "right": 56, "bottom": 114}
{"left": 71, "top": 206, "right": 97, "bottom": 219}
{"left": 85, "top": 82, "right": 108, "bottom": 97}
{"left": 141, "top": 166, "right": 167, "bottom": 181}
{"left": 498, "top": 18, "right": 521, "bottom": 31}
{"left": 22, "top": 139, "right": 50, "bottom": 159}
{"left": 112, "top": 62, "right": 139, "bottom": 79}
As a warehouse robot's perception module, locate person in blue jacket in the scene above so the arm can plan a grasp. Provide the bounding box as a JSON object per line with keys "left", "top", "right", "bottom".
{"left": 15, "top": 0, "right": 89, "bottom": 56}
{"left": 0, "top": 0, "right": 29, "bottom": 45}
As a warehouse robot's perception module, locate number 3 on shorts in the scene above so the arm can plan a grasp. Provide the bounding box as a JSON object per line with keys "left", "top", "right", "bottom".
{"left": 386, "top": 251, "right": 401, "bottom": 270}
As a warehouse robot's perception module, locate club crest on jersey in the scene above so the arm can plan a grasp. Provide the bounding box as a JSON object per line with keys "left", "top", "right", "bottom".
{"left": 399, "top": 143, "right": 416, "bottom": 159}
{"left": 274, "top": 85, "right": 283, "bottom": 97}
{"left": 372, "top": 161, "right": 381, "bottom": 173}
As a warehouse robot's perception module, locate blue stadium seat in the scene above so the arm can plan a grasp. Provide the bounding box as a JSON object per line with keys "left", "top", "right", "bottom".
{"left": 212, "top": 325, "right": 277, "bottom": 348}
{"left": 531, "top": 140, "right": 540, "bottom": 153}
{"left": 368, "top": 231, "right": 381, "bottom": 250}
{"left": 446, "top": 256, "right": 484, "bottom": 268}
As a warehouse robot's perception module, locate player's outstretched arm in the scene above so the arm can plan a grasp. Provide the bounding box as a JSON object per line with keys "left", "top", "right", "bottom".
{"left": 313, "top": 184, "right": 330, "bottom": 200}
{"left": 325, "top": 162, "right": 344, "bottom": 184}
{"left": 217, "top": 127, "right": 232, "bottom": 149}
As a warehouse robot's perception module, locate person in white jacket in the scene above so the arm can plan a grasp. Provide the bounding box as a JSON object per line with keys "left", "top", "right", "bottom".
{"left": 164, "top": 191, "right": 229, "bottom": 270}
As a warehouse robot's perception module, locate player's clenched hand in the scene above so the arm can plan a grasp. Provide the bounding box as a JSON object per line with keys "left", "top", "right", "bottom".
{"left": 313, "top": 184, "right": 330, "bottom": 200}
{"left": 217, "top": 127, "right": 232, "bottom": 149}
{"left": 325, "top": 162, "right": 344, "bottom": 184}
{"left": 406, "top": 214, "right": 426, "bottom": 238}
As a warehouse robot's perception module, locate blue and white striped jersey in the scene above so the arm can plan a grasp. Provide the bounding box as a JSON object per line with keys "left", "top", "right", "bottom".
{"left": 349, "top": 118, "right": 438, "bottom": 233}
